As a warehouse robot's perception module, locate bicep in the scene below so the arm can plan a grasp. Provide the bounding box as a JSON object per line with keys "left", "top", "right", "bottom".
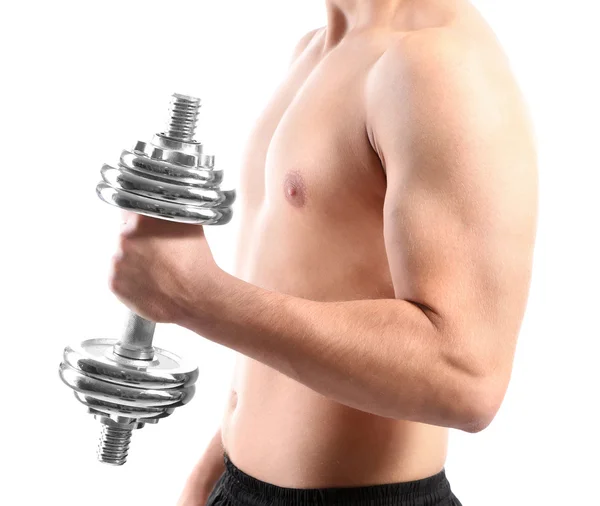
{"left": 371, "top": 33, "right": 537, "bottom": 375}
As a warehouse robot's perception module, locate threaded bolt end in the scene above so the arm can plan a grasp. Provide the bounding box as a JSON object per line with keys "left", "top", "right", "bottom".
{"left": 165, "top": 93, "right": 201, "bottom": 142}
{"left": 97, "top": 425, "right": 133, "bottom": 466}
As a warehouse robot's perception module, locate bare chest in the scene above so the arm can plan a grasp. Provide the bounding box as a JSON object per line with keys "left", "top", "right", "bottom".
{"left": 239, "top": 50, "right": 386, "bottom": 222}
{"left": 232, "top": 41, "right": 392, "bottom": 294}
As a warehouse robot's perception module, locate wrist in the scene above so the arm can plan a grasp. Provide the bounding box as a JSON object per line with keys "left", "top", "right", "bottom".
{"left": 174, "top": 264, "right": 232, "bottom": 333}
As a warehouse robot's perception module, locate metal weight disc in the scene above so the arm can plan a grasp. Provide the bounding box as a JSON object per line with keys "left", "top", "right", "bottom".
{"left": 100, "top": 164, "right": 236, "bottom": 208}
{"left": 119, "top": 150, "right": 223, "bottom": 187}
{"left": 59, "top": 338, "right": 199, "bottom": 421}
{"left": 96, "top": 183, "right": 233, "bottom": 225}
{"left": 62, "top": 338, "right": 198, "bottom": 388}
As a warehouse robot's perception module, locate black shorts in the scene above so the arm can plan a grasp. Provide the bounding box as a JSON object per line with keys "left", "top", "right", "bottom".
{"left": 206, "top": 452, "right": 463, "bottom": 506}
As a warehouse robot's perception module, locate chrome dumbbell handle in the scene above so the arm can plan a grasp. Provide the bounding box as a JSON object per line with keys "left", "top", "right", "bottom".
{"left": 113, "top": 313, "right": 156, "bottom": 361}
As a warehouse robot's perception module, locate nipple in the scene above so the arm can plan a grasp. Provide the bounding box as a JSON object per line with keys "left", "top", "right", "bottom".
{"left": 283, "top": 171, "right": 306, "bottom": 207}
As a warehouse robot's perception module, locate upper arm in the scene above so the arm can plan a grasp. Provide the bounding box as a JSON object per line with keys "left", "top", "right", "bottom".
{"left": 367, "top": 30, "right": 537, "bottom": 381}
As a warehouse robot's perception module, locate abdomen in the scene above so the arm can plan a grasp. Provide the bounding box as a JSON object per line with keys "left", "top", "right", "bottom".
{"left": 221, "top": 197, "right": 449, "bottom": 487}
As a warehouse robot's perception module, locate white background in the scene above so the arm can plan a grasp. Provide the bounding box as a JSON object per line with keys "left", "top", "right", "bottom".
{"left": 1, "top": 1, "right": 598, "bottom": 504}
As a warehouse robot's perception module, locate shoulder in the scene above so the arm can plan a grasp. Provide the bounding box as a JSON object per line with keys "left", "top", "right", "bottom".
{"left": 365, "top": 23, "right": 536, "bottom": 177}
{"left": 289, "top": 27, "right": 325, "bottom": 65}
{"left": 366, "top": 24, "right": 526, "bottom": 144}
{"left": 368, "top": 25, "right": 511, "bottom": 108}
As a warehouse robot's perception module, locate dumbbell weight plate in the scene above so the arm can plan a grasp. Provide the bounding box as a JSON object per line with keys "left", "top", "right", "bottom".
{"left": 96, "top": 183, "right": 233, "bottom": 225}
{"left": 61, "top": 338, "right": 199, "bottom": 389}
{"left": 120, "top": 150, "right": 223, "bottom": 187}
{"left": 100, "top": 164, "right": 236, "bottom": 208}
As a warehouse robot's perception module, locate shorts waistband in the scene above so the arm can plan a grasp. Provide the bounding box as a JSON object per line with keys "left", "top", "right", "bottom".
{"left": 220, "top": 452, "right": 452, "bottom": 506}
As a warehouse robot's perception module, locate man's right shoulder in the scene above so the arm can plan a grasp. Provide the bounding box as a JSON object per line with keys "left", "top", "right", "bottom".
{"left": 289, "top": 27, "right": 325, "bottom": 65}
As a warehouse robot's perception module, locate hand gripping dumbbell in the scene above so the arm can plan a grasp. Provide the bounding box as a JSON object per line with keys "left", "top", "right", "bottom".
{"left": 58, "top": 93, "right": 235, "bottom": 466}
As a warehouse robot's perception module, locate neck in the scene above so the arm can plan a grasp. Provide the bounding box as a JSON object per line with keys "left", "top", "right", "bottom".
{"left": 324, "top": 0, "right": 410, "bottom": 46}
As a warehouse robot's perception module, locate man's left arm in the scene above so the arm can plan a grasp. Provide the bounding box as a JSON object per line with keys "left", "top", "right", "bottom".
{"left": 177, "top": 32, "right": 538, "bottom": 433}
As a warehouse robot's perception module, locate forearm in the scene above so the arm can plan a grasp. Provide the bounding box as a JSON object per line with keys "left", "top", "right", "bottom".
{"left": 177, "top": 426, "right": 225, "bottom": 506}
{"left": 180, "top": 272, "right": 487, "bottom": 431}
{"left": 197, "top": 426, "right": 226, "bottom": 485}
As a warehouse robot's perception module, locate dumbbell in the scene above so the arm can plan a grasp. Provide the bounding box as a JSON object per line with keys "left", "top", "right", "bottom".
{"left": 58, "top": 93, "right": 235, "bottom": 466}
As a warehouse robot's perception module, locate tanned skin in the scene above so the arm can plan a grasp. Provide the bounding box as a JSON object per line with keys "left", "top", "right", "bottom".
{"left": 108, "top": 0, "right": 537, "bottom": 504}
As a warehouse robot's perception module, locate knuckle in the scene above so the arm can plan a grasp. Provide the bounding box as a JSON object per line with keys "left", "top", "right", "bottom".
{"left": 108, "top": 272, "right": 120, "bottom": 294}
{"left": 118, "top": 231, "right": 130, "bottom": 247}
{"left": 116, "top": 234, "right": 134, "bottom": 258}
{"left": 112, "top": 246, "right": 125, "bottom": 265}
{"left": 108, "top": 257, "right": 123, "bottom": 294}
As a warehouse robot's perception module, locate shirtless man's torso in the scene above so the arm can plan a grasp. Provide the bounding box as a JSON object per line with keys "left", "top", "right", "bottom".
{"left": 222, "top": 0, "right": 531, "bottom": 489}
{"left": 172, "top": 0, "right": 537, "bottom": 503}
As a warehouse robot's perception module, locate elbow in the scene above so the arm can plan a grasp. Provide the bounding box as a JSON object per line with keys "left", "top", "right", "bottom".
{"left": 455, "top": 377, "right": 505, "bottom": 433}
{"left": 439, "top": 326, "right": 511, "bottom": 433}
{"left": 459, "top": 403, "right": 497, "bottom": 434}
